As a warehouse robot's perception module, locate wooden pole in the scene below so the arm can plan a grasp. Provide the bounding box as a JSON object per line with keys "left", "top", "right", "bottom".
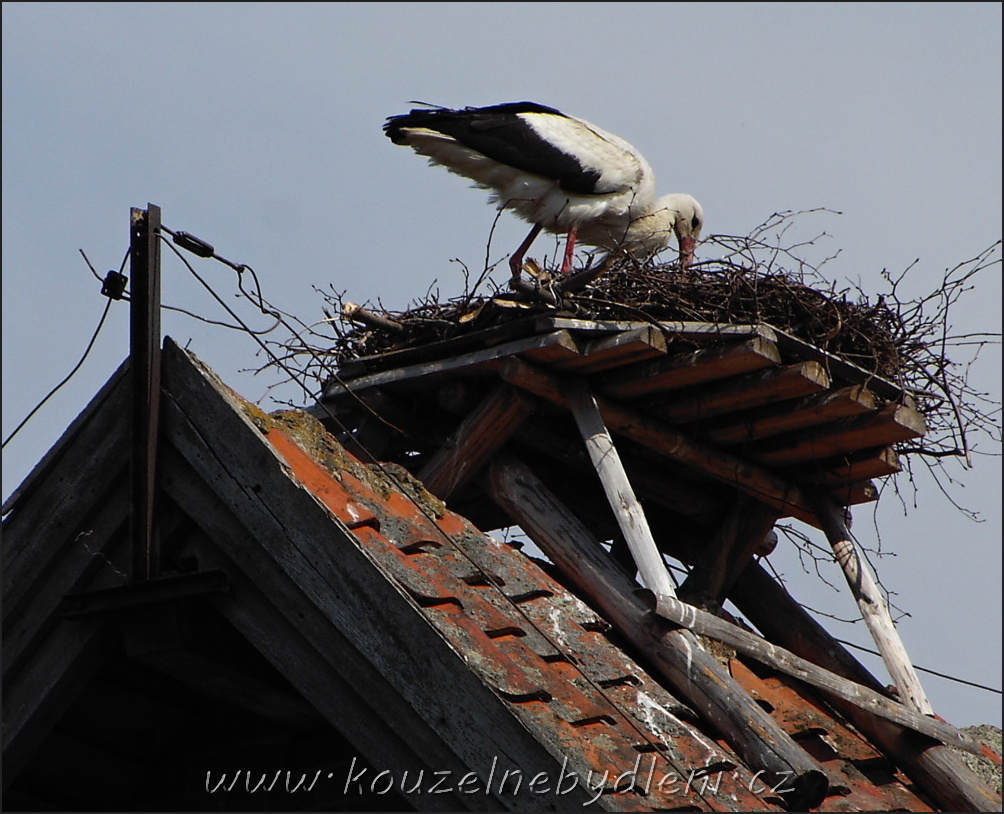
{"left": 485, "top": 455, "right": 830, "bottom": 811}
{"left": 418, "top": 383, "right": 534, "bottom": 500}
{"left": 129, "top": 204, "right": 162, "bottom": 582}
{"left": 564, "top": 379, "right": 678, "bottom": 604}
{"left": 811, "top": 492, "right": 934, "bottom": 715}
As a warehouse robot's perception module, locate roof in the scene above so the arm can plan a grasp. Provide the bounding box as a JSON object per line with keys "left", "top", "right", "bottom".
{"left": 3, "top": 337, "right": 1000, "bottom": 811}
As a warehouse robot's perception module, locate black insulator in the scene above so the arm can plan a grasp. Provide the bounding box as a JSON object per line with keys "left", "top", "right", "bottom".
{"left": 172, "top": 231, "right": 215, "bottom": 258}
{"left": 101, "top": 270, "right": 128, "bottom": 300}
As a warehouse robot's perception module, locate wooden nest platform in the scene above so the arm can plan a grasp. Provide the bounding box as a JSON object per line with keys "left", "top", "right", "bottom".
{"left": 314, "top": 257, "right": 926, "bottom": 543}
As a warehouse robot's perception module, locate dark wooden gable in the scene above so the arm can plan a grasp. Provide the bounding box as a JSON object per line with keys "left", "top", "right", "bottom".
{"left": 3, "top": 339, "right": 604, "bottom": 811}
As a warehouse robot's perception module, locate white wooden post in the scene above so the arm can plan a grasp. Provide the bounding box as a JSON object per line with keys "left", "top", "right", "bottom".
{"left": 564, "top": 379, "right": 678, "bottom": 608}
{"left": 813, "top": 493, "right": 934, "bottom": 715}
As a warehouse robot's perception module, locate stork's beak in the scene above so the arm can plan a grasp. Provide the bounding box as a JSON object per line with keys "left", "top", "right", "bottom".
{"left": 679, "top": 235, "right": 697, "bottom": 269}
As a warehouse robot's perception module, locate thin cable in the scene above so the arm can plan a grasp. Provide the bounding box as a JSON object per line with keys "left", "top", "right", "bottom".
{"left": 3, "top": 297, "right": 114, "bottom": 449}
{"left": 835, "top": 637, "right": 1002, "bottom": 695}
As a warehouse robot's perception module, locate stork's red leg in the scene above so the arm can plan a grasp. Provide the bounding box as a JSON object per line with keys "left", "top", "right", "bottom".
{"left": 510, "top": 224, "right": 543, "bottom": 280}
{"left": 561, "top": 227, "right": 578, "bottom": 275}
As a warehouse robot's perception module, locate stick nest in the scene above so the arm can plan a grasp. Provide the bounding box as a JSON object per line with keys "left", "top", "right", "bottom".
{"left": 274, "top": 212, "right": 997, "bottom": 470}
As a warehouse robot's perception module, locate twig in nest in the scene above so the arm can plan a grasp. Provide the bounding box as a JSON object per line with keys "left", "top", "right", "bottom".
{"left": 342, "top": 301, "right": 407, "bottom": 334}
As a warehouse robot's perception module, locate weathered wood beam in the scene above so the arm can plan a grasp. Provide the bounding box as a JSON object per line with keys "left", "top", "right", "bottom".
{"left": 551, "top": 324, "right": 668, "bottom": 373}
{"left": 2, "top": 369, "right": 131, "bottom": 619}
{"left": 330, "top": 313, "right": 578, "bottom": 380}
{"left": 768, "top": 326, "right": 911, "bottom": 404}
{"left": 418, "top": 384, "right": 535, "bottom": 500}
{"left": 679, "top": 496, "right": 779, "bottom": 608}
{"left": 799, "top": 446, "right": 901, "bottom": 487}
{"left": 598, "top": 336, "right": 781, "bottom": 399}
{"left": 564, "top": 379, "right": 678, "bottom": 602}
{"left": 543, "top": 317, "right": 776, "bottom": 343}
{"left": 649, "top": 596, "right": 978, "bottom": 754}
{"left": 810, "top": 493, "right": 934, "bottom": 715}
{"left": 498, "top": 356, "right": 823, "bottom": 527}
{"left": 648, "top": 360, "right": 831, "bottom": 425}
{"left": 729, "top": 562, "right": 1002, "bottom": 812}
{"left": 826, "top": 478, "right": 880, "bottom": 507}
{"left": 485, "top": 454, "right": 830, "bottom": 811}
{"left": 706, "top": 384, "right": 878, "bottom": 446}
{"left": 750, "top": 403, "right": 926, "bottom": 467}
{"left": 322, "top": 330, "right": 581, "bottom": 399}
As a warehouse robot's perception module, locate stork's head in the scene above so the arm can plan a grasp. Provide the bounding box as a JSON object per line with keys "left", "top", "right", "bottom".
{"left": 663, "top": 193, "right": 704, "bottom": 269}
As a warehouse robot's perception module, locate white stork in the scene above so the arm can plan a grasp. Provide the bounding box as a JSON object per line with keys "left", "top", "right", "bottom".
{"left": 384, "top": 102, "right": 704, "bottom": 280}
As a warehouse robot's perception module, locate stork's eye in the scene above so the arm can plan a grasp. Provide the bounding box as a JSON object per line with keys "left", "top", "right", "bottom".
{"left": 692, "top": 215, "right": 702, "bottom": 231}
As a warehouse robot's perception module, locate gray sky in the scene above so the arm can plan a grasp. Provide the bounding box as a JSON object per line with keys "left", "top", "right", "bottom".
{"left": 3, "top": 2, "right": 1001, "bottom": 729}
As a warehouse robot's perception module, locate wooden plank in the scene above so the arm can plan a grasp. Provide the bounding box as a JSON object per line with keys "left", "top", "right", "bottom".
{"left": 331, "top": 313, "right": 566, "bottom": 379}
{"left": 322, "top": 330, "right": 580, "bottom": 400}
{"left": 706, "top": 385, "right": 877, "bottom": 446}
{"left": 768, "top": 325, "right": 911, "bottom": 404}
{"left": 829, "top": 479, "right": 880, "bottom": 507}
{"left": 498, "top": 356, "right": 822, "bottom": 527}
{"left": 418, "top": 384, "right": 535, "bottom": 499}
{"left": 648, "top": 361, "right": 831, "bottom": 425}
{"left": 3, "top": 479, "right": 130, "bottom": 685}
{"left": 545, "top": 317, "right": 777, "bottom": 343}
{"left": 551, "top": 324, "right": 668, "bottom": 373}
{"left": 730, "top": 562, "right": 1001, "bottom": 813}
{"left": 511, "top": 417, "right": 727, "bottom": 532}
{"left": 750, "top": 403, "right": 926, "bottom": 467}
{"left": 800, "top": 447, "right": 901, "bottom": 487}
{"left": 3, "top": 368, "right": 131, "bottom": 622}
{"left": 485, "top": 455, "right": 830, "bottom": 811}
{"left": 598, "top": 336, "right": 782, "bottom": 399}
{"left": 811, "top": 493, "right": 934, "bottom": 715}
{"left": 564, "top": 380, "right": 678, "bottom": 602}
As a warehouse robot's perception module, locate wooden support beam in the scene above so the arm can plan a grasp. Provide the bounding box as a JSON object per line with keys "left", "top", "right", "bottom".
{"left": 649, "top": 596, "right": 978, "bottom": 754}
{"left": 679, "top": 496, "right": 779, "bottom": 608}
{"left": 729, "top": 562, "right": 1002, "bottom": 813}
{"left": 564, "top": 379, "right": 678, "bottom": 602}
{"left": 649, "top": 361, "right": 831, "bottom": 425}
{"left": 598, "top": 336, "right": 781, "bottom": 399}
{"left": 799, "top": 446, "right": 901, "bottom": 487}
{"left": 418, "top": 384, "right": 535, "bottom": 500}
{"left": 749, "top": 403, "right": 926, "bottom": 467}
{"left": 322, "top": 330, "right": 581, "bottom": 399}
{"left": 769, "top": 326, "right": 911, "bottom": 404}
{"left": 485, "top": 454, "right": 830, "bottom": 811}
{"left": 707, "top": 384, "right": 878, "bottom": 446}
{"left": 810, "top": 492, "right": 934, "bottom": 715}
{"left": 551, "top": 324, "right": 667, "bottom": 373}
{"left": 498, "top": 356, "right": 823, "bottom": 527}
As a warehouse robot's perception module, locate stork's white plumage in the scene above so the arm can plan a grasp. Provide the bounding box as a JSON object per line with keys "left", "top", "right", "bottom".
{"left": 384, "top": 102, "right": 704, "bottom": 280}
